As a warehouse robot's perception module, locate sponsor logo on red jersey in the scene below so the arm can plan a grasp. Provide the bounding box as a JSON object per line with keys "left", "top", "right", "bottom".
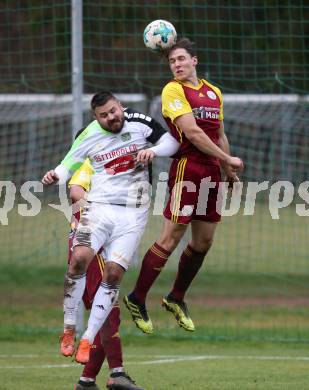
{"left": 192, "top": 106, "right": 220, "bottom": 120}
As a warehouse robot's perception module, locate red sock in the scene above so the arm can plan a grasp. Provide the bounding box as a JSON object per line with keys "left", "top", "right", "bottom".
{"left": 82, "top": 331, "right": 105, "bottom": 379}
{"left": 100, "top": 306, "right": 123, "bottom": 370}
{"left": 133, "top": 242, "right": 171, "bottom": 303}
{"left": 170, "top": 244, "right": 207, "bottom": 301}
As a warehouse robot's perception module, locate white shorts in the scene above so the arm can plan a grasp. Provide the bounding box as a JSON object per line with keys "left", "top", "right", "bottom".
{"left": 73, "top": 202, "right": 148, "bottom": 270}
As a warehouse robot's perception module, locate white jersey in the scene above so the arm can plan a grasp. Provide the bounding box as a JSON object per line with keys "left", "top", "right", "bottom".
{"left": 55, "top": 108, "right": 167, "bottom": 206}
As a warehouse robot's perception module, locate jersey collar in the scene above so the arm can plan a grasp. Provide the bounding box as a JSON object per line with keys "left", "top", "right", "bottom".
{"left": 176, "top": 78, "right": 204, "bottom": 90}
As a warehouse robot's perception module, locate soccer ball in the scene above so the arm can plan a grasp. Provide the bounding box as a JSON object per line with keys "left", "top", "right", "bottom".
{"left": 143, "top": 20, "right": 177, "bottom": 51}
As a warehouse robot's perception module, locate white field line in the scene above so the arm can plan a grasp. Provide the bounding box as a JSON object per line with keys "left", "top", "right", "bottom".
{"left": 128, "top": 355, "right": 309, "bottom": 365}
{"left": 0, "top": 354, "right": 309, "bottom": 369}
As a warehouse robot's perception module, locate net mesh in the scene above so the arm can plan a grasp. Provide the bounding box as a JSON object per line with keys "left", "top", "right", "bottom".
{"left": 0, "top": 1, "right": 308, "bottom": 341}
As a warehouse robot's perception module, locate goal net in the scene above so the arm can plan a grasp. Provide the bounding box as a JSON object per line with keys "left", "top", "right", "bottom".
{"left": 0, "top": 1, "right": 308, "bottom": 342}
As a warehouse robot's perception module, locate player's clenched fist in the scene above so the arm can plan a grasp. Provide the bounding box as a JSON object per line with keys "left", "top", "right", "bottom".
{"left": 41, "top": 170, "right": 59, "bottom": 185}
{"left": 227, "top": 156, "right": 244, "bottom": 171}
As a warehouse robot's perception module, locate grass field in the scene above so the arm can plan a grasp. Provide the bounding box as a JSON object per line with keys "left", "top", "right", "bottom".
{"left": 1, "top": 339, "right": 309, "bottom": 390}
{"left": 1, "top": 266, "right": 309, "bottom": 389}
{"left": 1, "top": 203, "right": 309, "bottom": 388}
{"left": 2, "top": 202, "right": 309, "bottom": 274}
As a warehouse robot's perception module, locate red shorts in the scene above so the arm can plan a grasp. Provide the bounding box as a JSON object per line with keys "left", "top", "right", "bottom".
{"left": 163, "top": 158, "right": 222, "bottom": 224}
{"left": 68, "top": 232, "right": 103, "bottom": 309}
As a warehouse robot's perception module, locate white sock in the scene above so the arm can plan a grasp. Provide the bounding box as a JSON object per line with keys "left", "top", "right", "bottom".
{"left": 111, "top": 367, "right": 125, "bottom": 374}
{"left": 80, "top": 376, "right": 95, "bottom": 383}
{"left": 63, "top": 272, "right": 86, "bottom": 328}
{"left": 82, "top": 282, "right": 119, "bottom": 343}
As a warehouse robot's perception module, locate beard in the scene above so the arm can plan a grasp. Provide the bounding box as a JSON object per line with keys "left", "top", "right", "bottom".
{"left": 106, "top": 117, "right": 125, "bottom": 133}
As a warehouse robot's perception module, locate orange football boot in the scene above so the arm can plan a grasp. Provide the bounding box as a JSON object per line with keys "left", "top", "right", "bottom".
{"left": 75, "top": 338, "right": 92, "bottom": 364}
{"left": 60, "top": 328, "right": 75, "bottom": 357}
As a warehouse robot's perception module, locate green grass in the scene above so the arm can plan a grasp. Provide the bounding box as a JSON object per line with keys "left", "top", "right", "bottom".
{"left": 0, "top": 267, "right": 309, "bottom": 388}
{"left": 1, "top": 203, "right": 309, "bottom": 387}
{"left": 1, "top": 266, "right": 309, "bottom": 343}
{"left": 0, "top": 340, "right": 308, "bottom": 389}
{"left": 1, "top": 203, "right": 309, "bottom": 274}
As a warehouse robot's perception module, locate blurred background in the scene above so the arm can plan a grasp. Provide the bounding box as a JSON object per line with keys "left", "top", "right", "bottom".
{"left": 0, "top": 0, "right": 308, "bottom": 358}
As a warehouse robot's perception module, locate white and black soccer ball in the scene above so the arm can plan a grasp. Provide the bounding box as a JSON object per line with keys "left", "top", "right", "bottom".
{"left": 143, "top": 20, "right": 177, "bottom": 51}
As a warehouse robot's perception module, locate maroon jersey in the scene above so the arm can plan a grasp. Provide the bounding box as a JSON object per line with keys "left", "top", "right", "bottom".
{"left": 161, "top": 78, "right": 224, "bottom": 166}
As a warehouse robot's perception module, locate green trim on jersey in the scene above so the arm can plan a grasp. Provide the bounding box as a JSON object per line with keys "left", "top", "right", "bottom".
{"left": 61, "top": 120, "right": 109, "bottom": 172}
{"left": 75, "top": 120, "right": 111, "bottom": 143}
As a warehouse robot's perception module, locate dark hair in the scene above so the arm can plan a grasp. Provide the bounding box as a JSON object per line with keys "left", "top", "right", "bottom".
{"left": 165, "top": 37, "right": 196, "bottom": 59}
{"left": 91, "top": 91, "right": 117, "bottom": 110}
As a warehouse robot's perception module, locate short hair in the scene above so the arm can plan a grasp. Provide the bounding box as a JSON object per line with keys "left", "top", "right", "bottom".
{"left": 91, "top": 91, "right": 117, "bottom": 110}
{"left": 165, "top": 37, "right": 196, "bottom": 59}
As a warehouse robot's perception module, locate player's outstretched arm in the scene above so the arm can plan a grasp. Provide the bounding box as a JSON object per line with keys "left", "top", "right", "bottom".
{"left": 148, "top": 132, "right": 179, "bottom": 157}
{"left": 137, "top": 132, "right": 179, "bottom": 164}
{"left": 41, "top": 170, "right": 59, "bottom": 185}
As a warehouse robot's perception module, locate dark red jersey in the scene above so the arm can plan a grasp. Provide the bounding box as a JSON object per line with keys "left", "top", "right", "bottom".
{"left": 161, "top": 78, "right": 223, "bottom": 166}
